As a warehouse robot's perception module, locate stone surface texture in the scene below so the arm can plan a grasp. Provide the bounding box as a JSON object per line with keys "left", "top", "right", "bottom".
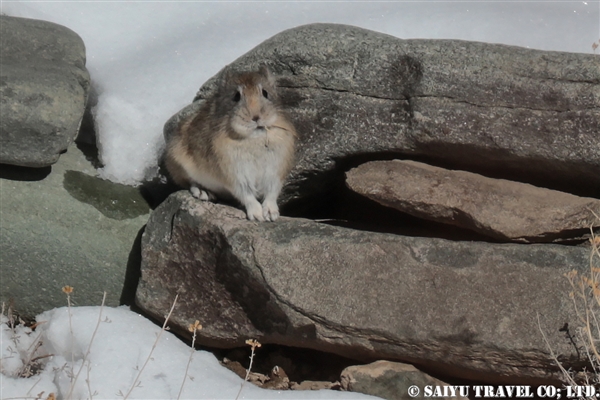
{"left": 136, "top": 191, "right": 592, "bottom": 384}
{"left": 0, "top": 16, "right": 90, "bottom": 167}
{"left": 341, "top": 361, "right": 466, "bottom": 400}
{"left": 164, "top": 23, "right": 600, "bottom": 208}
{"left": 346, "top": 160, "right": 600, "bottom": 243}
{"left": 0, "top": 145, "right": 149, "bottom": 317}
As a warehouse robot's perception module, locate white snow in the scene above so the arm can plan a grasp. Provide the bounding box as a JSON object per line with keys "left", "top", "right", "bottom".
{"left": 1, "top": 1, "right": 598, "bottom": 185}
{"left": 1, "top": 305, "right": 380, "bottom": 400}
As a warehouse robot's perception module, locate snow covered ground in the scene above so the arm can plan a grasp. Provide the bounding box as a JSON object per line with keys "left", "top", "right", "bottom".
{"left": 1, "top": 304, "right": 380, "bottom": 399}
{"left": 1, "top": 1, "right": 598, "bottom": 185}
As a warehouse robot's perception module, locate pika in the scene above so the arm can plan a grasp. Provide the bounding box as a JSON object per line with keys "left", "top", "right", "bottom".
{"left": 164, "top": 65, "right": 296, "bottom": 221}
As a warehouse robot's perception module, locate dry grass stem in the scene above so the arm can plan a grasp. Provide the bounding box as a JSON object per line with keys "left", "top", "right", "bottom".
{"left": 65, "top": 291, "right": 106, "bottom": 400}
{"left": 62, "top": 286, "right": 76, "bottom": 384}
{"left": 121, "top": 294, "right": 179, "bottom": 400}
{"left": 176, "top": 320, "right": 202, "bottom": 400}
{"left": 546, "top": 223, "right": 600, "bottom": 391}
{"left": 235, "top": 339, "right": 262, "bottom": 400}
{"left": 537, "top": 313, "right": 578, "bottom": 386}
{"left": 18, "top": 336, "right": 44, "bottom": 378}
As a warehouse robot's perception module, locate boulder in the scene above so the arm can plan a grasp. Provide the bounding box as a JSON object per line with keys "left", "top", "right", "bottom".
{"left": 0, "top": 144, "right": 150, "bottom": 317}
{"left": 136, "top": 191, "right": 592, "bottom": 384}
{"left": 340, "top": 361, "right": 467, "bottom": 400}
{"left": 164, "top": 23, "right": 600, "bottom": 212}
{"left": 346, "top": 160, "right": 600, "bottom": 243}
{"left": 290, "top": 381, "right": 338, "bottom": 391}
{"left": 0, "top": 16, "right": 90, "bottom": 167}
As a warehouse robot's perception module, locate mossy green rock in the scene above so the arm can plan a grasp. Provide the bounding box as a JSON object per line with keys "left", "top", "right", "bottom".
{"left": 1, "top": 145, "right": 149, "bottom": 317}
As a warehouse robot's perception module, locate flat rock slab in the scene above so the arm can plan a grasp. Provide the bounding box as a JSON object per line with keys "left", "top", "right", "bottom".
{"left": 165, "top": 23, "right": 600, "bottom": 208}
{"left": 346, "top": 160, "right": 600, "bottom": 243}
{"left": 0, "top": 16, "right": 90, "bottom": 167}
{"left": 136, "top": 191, "right": 592, "bottom": 384}
{"left": 0, "top": 145, "right": 149, "bottom": 317}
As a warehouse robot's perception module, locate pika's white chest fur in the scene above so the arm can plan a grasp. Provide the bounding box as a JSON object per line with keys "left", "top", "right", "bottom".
{"left": 218, "top": 129, "right": 290, "bottom": 199}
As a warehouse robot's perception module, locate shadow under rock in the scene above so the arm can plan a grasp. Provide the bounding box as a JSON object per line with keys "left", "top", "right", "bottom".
{"left": 75, "top": 81, "right": 103, "bottom": 169}
{"left": 0, "top": 163, "right": 52, "bottom": 181}
{"left": 282, "top": 152, "right": 501, "bottom": 242}
{"left": 138, "top": 173, "right": 181, "bottom": 210}
{"left": 120, "top": 225, "right": 145, "bottom": 307}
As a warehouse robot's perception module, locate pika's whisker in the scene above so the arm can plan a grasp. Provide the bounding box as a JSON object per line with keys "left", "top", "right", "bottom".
{"left": 269, "top": 125, "right": 290, "bottom": 132}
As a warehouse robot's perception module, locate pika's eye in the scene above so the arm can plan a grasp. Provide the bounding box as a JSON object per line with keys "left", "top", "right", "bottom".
{"left": 233, "top": 91, "right": 241, "bottom": 102}
{"left": 262, "top": 89, "right": 269, "bottom": 99}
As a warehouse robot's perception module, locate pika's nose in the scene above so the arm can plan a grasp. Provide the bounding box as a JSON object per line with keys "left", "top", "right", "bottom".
{"left": 252, "top": 115, "right": 260, "bottom": 122}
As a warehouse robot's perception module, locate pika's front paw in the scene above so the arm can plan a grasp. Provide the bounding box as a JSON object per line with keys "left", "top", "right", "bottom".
{"left": 246, "top": 201, "right": 265, "bottom": 222}
{"left": 190, "top": 186, "right": 209, "bottom": 201}
{"left": 262, "top": 201, "right": 280, "bottom": 222}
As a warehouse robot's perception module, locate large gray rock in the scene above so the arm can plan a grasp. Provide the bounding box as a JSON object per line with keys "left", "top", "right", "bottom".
{"left": 165, "top": 23, "right": 600, "bottom": 211}
{"left": 346, "top": 160, "right": 600, "bottom": 243}
{"left": 136, "top": 191, "right": 592, "bottom": 384}
{"left": 0, "top": 145, "right": 149, "bottom": 317}
{"left": 0, "top": 16, "right": 90, "bottom": 167}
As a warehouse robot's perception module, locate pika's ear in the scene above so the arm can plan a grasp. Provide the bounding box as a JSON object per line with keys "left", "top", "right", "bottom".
{"left": 219, "top": 66, "right": 235, "bottom": 85}
{"left": 258, "top": 64, "right": 276, "bottom": 86}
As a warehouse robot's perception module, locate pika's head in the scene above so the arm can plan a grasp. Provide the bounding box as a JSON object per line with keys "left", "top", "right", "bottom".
{"left": 216, "top": 65, "right": 280, "bottom": 139}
